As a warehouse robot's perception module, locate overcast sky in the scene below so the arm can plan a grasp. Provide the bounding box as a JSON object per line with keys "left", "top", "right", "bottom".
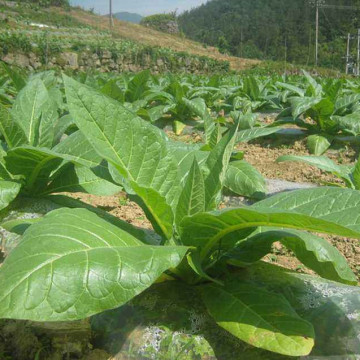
{"left": 70, "top": 0, "right": 207, "bottom": 16}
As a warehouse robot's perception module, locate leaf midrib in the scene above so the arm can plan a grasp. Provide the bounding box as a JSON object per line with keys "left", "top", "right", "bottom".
{"left": 0, "top": 245, "right": 156, "bottom": 304}
{"left": 198, "top": 210, "right": 360, "bottom": 259}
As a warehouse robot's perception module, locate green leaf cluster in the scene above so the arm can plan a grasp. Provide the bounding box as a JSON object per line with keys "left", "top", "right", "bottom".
{"left": 0, "top": 76, "right": 359, "bottom": 357}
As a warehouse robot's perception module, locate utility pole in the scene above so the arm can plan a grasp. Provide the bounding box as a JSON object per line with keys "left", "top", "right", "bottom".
{"left": 240, "top": 27, "right": 243, "bottom": 58}
{"left": 346, "top": 33, "right": 351, "bottom": 74}
{"left": 284, "top": 35, "right": 287, "bottom": 77}
{"left": 309, "top": 0, "right": 325, "bottom": 66}
{"left": 357, "top": 29, "right": 360, "bottom": 76}
{"left": 109, "top": 0, "right": 113, "bottom": 29}
{"left": 315, "top": 2, "right": 319, "bottom": 66}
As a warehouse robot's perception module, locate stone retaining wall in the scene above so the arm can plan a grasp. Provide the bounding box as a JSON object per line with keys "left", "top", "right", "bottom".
{"left": 1, "top": 49, "right": 226, "bottom": 74}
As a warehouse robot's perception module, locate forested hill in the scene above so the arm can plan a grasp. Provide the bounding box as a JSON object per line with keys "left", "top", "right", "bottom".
{"left": 178, "top": 0, "right": 360, "bottom": 70}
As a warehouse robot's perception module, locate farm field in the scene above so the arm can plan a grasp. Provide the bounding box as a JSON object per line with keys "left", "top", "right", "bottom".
{"left": 1, "top": 1, "right": 360, "bottom": 358}
{"left": 0, "top": 63, "right": 360, "bottom": 360}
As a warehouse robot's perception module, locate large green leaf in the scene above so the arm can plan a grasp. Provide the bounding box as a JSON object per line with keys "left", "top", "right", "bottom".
{"left": 0, "top": 180, "right": 21, "bottom": 210}
{"left": 276, "top": 82, "right": 305, "bottom": 97}
{"left": 290, "top": 96, "right": 321, "bottom": 118}
{"left": 335, "top": 94, "right": 360, "bottom": 114}
{"left": 236, "top": 127, "right": 280, "bottom": 144}
{"left": 36, "top": 98, "right": 58, "bottom": 148}
{"left": 182, "top": 97, "right": 214, "bottom": 142}
{"left": 5, "top": 146, "right": 63, "bottom": 194}
{"left": 11, "top": 78, "right": 49, "bottom": 146}
{"left": 0, "top": 208, "right": 188, "bottom": 321}
{"left": 101, "top": 79, "right": 125, "bottom": 103}
{"left": 306, "top": 135, "right": 331, "bottom": 155}
{"left": 126, "top": 69, "right": 150, "bottom": 102}
{"left": 1, "top": 62, "right": 26, "bottom": 91}
{"left": 53, "top": 114, "right": 75, "bottom": 145}
{"left": 182, "top": 97, "right": 207, "bottom": 118}
{"left": 252, "top": 187, "right": 360, "bottom": 232}
{"left": 4, "top": 140, "right": 106, "bottom": 195}
{"left": 47, "top": 194, "right": 158, "bottom": 245}
{"left": 176, "top": 159, "right": 205, "bottom": 226}
{"left": 332, "top": 113, "right": 360, "bottom": 136}
{"left": 0, "top": 103, "right": 27, "bottom": 148}
{"left": 309, "top": 98, "right": 334, "bottom": 126}
{"left": 53, "top": 131, "right": 103, "bottom": 168}
{"left": 224, "top": 160, "right": 266, "bottom": 199}
{"left": 168, "top": 141, "right": 208, "bottom": 184}
{"left": 180, "top": 204, "right": 360, "bottom": 260}
{"left": 203, "top": 124, "right": 238, "bottom": 210}
{"left": 43, "top": 163, "right": 121, "bottom": 196}
{"left": 352, "top": 157, "right": 360, "bottom": 190}
{"left": 303, "top": 70, "right": 322, "bottom": 97}
{"left": 227, "top": 228, "right": 357, "bottom": 285}
{"left": 243, "top": 76, "right": 261, "bottom": 100}
{"left": 201, "top": 283, "right": 314, "bottom": 356}
{"left": 63, "top": 75, "right": 180, "bottom": 239}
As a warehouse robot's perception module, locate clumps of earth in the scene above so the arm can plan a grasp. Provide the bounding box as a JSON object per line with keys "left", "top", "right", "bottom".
{"left": 0, "top": 319, "right": 110, "bottom": 360}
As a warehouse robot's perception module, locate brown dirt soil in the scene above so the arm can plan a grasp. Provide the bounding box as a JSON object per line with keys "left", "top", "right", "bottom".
{"left": 68, "top": 192, "right": 152, "bottom": 230}
{"left": 55, "top": 7, "right": 260, "bottom": 71}
{"left": 240, "top": 139, "right": 358, "bottom": 185}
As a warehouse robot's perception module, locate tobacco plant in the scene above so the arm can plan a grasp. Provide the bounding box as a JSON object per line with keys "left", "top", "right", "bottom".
{"left": 0, "top": 73, "right": 121, "bottom": 212}
{"left": 0, "top": 76, "right": 359, "bottom": 357}
{"left": 276, "top": 71, "right": 360, "bottom": 155}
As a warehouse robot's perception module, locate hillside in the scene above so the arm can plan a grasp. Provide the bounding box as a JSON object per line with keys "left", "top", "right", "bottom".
{"left": 179, "top": 0, "right": 360, "bottom": 70}
{"left": 0, "top": 1, "right": 259, "bottom": 71}
{"left": 110, "top": 12, "right": 142, "bottom": 24}
{"left": 55, "top": 6, "right": 260, "bottom": 71}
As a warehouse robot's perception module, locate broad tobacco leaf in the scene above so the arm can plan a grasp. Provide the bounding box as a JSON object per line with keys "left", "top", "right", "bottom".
{"left": 224, "top": 160, "right": 266, "bottom": 199}
{"left": 11, "top": 78, "right": 49, "bottom": 146}
{"left": 290, "top": 96, "right": 321, "bottom": 119}
{"left": 236, "top": 127, "right": 281, "bottom": 144}
{"left": 0, "top": 103, "right": 27, "bottom": 148}
{"left": 0, "top": 180, "right": 21, "bottom": 210}
{"left": 352, "top": 156, "right": 360, "bottom": 190}
{"left": 63, "top": 75, "right": 180, "bottom": 239}
{"left": 252, "top": 187, "right": 360, "bottom": 233}
{"left": 44, "top": 163, "right": 121, "bottom": 196}
{"left": 227, "top": 228, "right": 357, "bottom": 285}
{"left": 180, "top": 196, "right": 360, "bottom": 260}
{"left": 167, "top": 141, "right": 208, "bottom": 184}
{"left": 5, "top": 146, "right": 63, "bottom": 194}
{"left": 306, "top": 135, "right": 331, "bottom": 156}
{"left": 203, "top": 124, "right": 239, "bottom": 210}
{"left": 0, "top": 208, "right": 188, "bottom": 321}
{"left": 176, "top": 159, "right": 205, "bottom": 226}
{"left": 201, "top": 283, "right": 314, "bottom": 356}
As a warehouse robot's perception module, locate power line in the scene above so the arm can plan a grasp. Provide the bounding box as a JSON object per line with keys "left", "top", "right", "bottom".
{"left": 321, "top": 4, "right": 360, "bottom": 11}
{"left": 309, "top": 1, "right": 360, "bottom": 68}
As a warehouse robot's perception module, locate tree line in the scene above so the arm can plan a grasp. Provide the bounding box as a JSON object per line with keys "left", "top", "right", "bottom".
{"left": 178, "top": 0, "right": 360, "bottom": 70}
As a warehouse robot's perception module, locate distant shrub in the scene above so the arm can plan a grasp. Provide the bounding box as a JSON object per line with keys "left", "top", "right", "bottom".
{"left": 0, "top": 32, "right": 32, "bottom": 55}
{"left": 140, "top": 13, "right": 179, "bottom": 34}
{"left": 15, "top": 0, "right": 70, "bottom": 7}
